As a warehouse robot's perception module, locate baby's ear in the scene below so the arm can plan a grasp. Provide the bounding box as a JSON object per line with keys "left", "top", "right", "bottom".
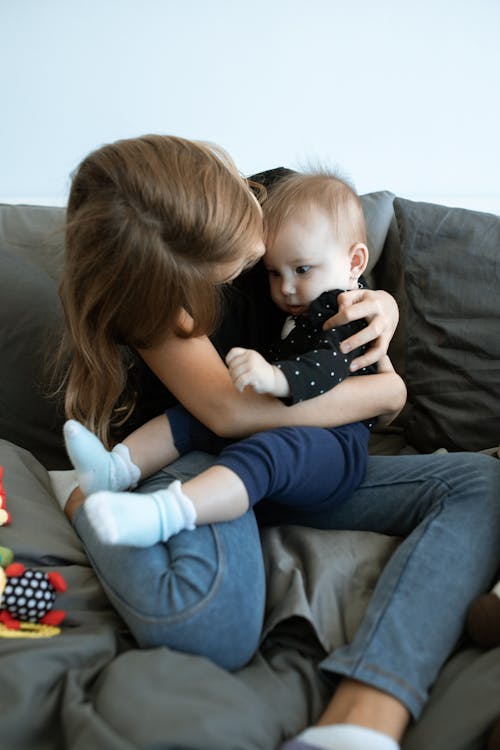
{"left": 349, "top": 243, "right": 369, "bottom": 281}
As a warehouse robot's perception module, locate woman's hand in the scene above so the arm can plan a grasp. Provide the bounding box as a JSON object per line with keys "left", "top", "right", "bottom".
{"left": 373, "top": 354, "right": 407, "bottom": 427}
{"left": 323, "top": 288, "right": 399, "bottom": 372}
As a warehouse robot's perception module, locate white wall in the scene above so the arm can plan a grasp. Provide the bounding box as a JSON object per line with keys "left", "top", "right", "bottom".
{"left": 1, "top": 0, "right": 499, "bottom": 212}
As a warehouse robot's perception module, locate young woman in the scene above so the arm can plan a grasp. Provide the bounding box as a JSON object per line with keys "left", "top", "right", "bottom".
{"left": 61, "top": 170, "right": 405, "bottom": 548}
{"left": 52, "top": 135, "right": 500, "bottom": 750}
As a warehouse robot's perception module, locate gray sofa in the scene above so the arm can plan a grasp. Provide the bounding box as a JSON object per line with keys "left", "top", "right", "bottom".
{"left": 0, "top": 191, "right": 499, "bottom": 750}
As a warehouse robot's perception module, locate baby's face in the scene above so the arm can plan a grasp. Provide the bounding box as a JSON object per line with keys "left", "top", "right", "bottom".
{"left": 265, "top": 208, "right": 353, "bottom": 317}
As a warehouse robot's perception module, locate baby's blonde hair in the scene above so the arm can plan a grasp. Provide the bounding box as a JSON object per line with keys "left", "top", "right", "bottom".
{"left": 262, "top": 170, "right": 366, "bottom": 247}
{"left": 58, "top": 134, "right": 262, "bottom": 446}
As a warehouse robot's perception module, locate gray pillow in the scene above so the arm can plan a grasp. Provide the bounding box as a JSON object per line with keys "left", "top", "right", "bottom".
{"left": 0, "top": 247, "right": 68, "bottom": 469}
{"left": 394, "top": 198, "right": 500, "bottom": 452}
{"left": 0, "top": 203, "right": 66, "bottom": 282}
{"left": 360, "top": 190, "right": 395, "bottom": 280}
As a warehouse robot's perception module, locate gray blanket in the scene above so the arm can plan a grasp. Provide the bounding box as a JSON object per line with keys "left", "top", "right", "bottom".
{"left": 0, "top": 438, "right": 499, "bottom": 750}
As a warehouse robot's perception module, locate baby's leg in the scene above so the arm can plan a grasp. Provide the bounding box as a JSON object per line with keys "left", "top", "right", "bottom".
{"left": 81, "top": 425, "right": 361, "bottom": 547}
{"left": 64, "top": 420, "right": 140, "bottom": 496}
{"left": 85, "top": 480, "right": 196, "bottom": 546}
{"left": 82, "top": 466, "right": 248, "bottom": 547}
{"left": 64, "top": 405, "right": 229, "bottom": 498}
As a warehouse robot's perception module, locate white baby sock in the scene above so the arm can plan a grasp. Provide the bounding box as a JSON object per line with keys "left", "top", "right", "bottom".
{"left": 82, "top": 480, "right": 197, "bottom": 547}
{"left": 298, "top": 725, "right": 400, "bottom": 750}
{"left": 63, "top": 419, "right": 141, "bottom": 496}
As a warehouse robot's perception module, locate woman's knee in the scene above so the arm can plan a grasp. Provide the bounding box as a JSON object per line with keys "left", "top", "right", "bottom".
{"left": 127, "top": 515, "right": 266, "bottom": 668}
{"left": 75, "top": 504, "right": 265, "bottom": 668}
{"left": 425, "top": 453, "right": 500, "bottom": 540}
{"left": 439, "top": 452, "right": 500, "bottom": 499}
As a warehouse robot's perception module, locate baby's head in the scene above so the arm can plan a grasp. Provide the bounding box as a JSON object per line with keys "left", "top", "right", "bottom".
{"left": 262, "top": 171, "right": 368, "bottom": 316}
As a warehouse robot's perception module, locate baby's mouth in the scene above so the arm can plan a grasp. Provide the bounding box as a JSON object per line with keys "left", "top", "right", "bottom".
{"left": 285, "top": 303, "right": 306, "bottom": 316}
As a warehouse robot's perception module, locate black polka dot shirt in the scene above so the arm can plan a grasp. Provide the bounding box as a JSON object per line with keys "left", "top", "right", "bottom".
{"left": 268, "top": 289, "right": 377, "bottom": 429}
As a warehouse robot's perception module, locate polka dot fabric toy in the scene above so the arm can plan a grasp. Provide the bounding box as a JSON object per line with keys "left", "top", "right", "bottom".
{"left": 0, "top": 547, "right": 67, "bottom": 632}
{"left": 0, "top": 468, "right": 68, "bottom": 633}
{"left": 0, "top": 563, "right": 67, "bottom": 629}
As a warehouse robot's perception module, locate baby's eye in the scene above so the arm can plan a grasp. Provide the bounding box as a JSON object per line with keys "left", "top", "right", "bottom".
{"left": 296, "top": 265, "right": 311, "bottom": 275}
{"left": 267, "top": 269, "right": 280, "bottom": 278}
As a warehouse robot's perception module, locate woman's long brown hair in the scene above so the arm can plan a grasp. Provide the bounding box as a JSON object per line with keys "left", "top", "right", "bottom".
{"left": 56, "top": 135, "right": 262, "bottom": 447}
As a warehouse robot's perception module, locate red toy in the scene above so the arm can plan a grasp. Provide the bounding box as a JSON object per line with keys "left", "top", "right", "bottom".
{"left": 0, "top": 563, "right": 67, "bottom": 629}
{"left": 0, "top": 466, "right": 12, "bottom": 526}
{"left": 0, "top": 468, "right": 67, "bottom": 634}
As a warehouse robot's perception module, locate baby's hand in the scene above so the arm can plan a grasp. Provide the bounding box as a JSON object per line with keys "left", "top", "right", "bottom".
{"left": 225, "top": 347, "right": 289, "bottom": 397}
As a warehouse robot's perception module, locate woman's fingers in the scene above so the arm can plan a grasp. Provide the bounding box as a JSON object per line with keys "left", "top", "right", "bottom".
{"left": 322, "top": 289, "right": 398, "bottom": 370}
{"left": 348, "top": 339, "right": 386, "bottom": 371}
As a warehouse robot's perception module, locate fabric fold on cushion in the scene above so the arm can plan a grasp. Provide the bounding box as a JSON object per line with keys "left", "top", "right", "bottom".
{"left": 394, "top": 198, "right": 500, "bottom": 453}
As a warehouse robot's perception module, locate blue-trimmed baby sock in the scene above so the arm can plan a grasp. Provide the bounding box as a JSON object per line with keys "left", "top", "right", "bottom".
{"left": 82, "top": 480, "right": 197, "bottom": 547}
{"left": 280, "top": 725, "right": 400, "bottom": 750}
{"left": 63, "top": 419, "right": 141, "bottom": 496}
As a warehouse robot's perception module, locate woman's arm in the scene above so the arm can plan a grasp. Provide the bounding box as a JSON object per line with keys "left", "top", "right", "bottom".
{"left": 368, "top": 354, "right": 406, "bottom": 427}
{"left": 288, "top": 356, "right": 405, "bottom": 430}
{"left": 138, "top": 333, "right": 406, "bottom": 439}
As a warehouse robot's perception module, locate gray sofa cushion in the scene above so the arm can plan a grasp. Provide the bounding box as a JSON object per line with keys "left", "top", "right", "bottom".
{"left": 0, "top": 203, "right": 65, "bottom": 282}
{"left": 394, "top": 198, "right": 500, "bottom": 452}
{"left": 360, "top": 190, "right": 395, "bottom": 282}
{"left": 0, "top": 247, "right": 68, "bottom": 469}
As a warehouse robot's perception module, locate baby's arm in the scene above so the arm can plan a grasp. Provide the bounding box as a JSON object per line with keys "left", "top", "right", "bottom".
{"left": 139, "top": 330, "right": 403, "bottom": 437}
{"left": 134, "top": 288, "right": 401, "bottom": 437}
{"left": 224, "top": 343, "right": 404, "bottom": 422}
{"left": 226, "top": 311, "right": 376, "bottom": 404}
{"left": 225, "top": 347, "right": 290, "bottom": 397}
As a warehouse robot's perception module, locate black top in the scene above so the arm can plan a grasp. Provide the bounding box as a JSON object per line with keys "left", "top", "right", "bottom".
{"left": 269, "top": 289, "right": 377, "bottom": 405}
{"left": 124, "top": 167, "right": 376, "bottom": 434}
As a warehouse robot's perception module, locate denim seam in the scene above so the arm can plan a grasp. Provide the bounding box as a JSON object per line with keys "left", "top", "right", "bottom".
{"left": 331, "top": 466, "right": 492, "bottom": 717}
{"left": 328, "top": 481, "right": 450, "bottom": 714}
{"left": 350, "top": 496, "right": 444, "bottom": 658}
{"left": 360, "top": 470, "right": 454, "bottom": 496}
{"left": 327, "top": 653, "right": 425, "bottom": 709}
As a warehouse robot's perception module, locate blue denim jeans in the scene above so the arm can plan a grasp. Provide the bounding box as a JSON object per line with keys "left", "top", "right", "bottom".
{"left": 73, "top": 450, "right": 500, "bottom": 718}
{"left": 74, "top": 451, "right": 265, "bottom": 671}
